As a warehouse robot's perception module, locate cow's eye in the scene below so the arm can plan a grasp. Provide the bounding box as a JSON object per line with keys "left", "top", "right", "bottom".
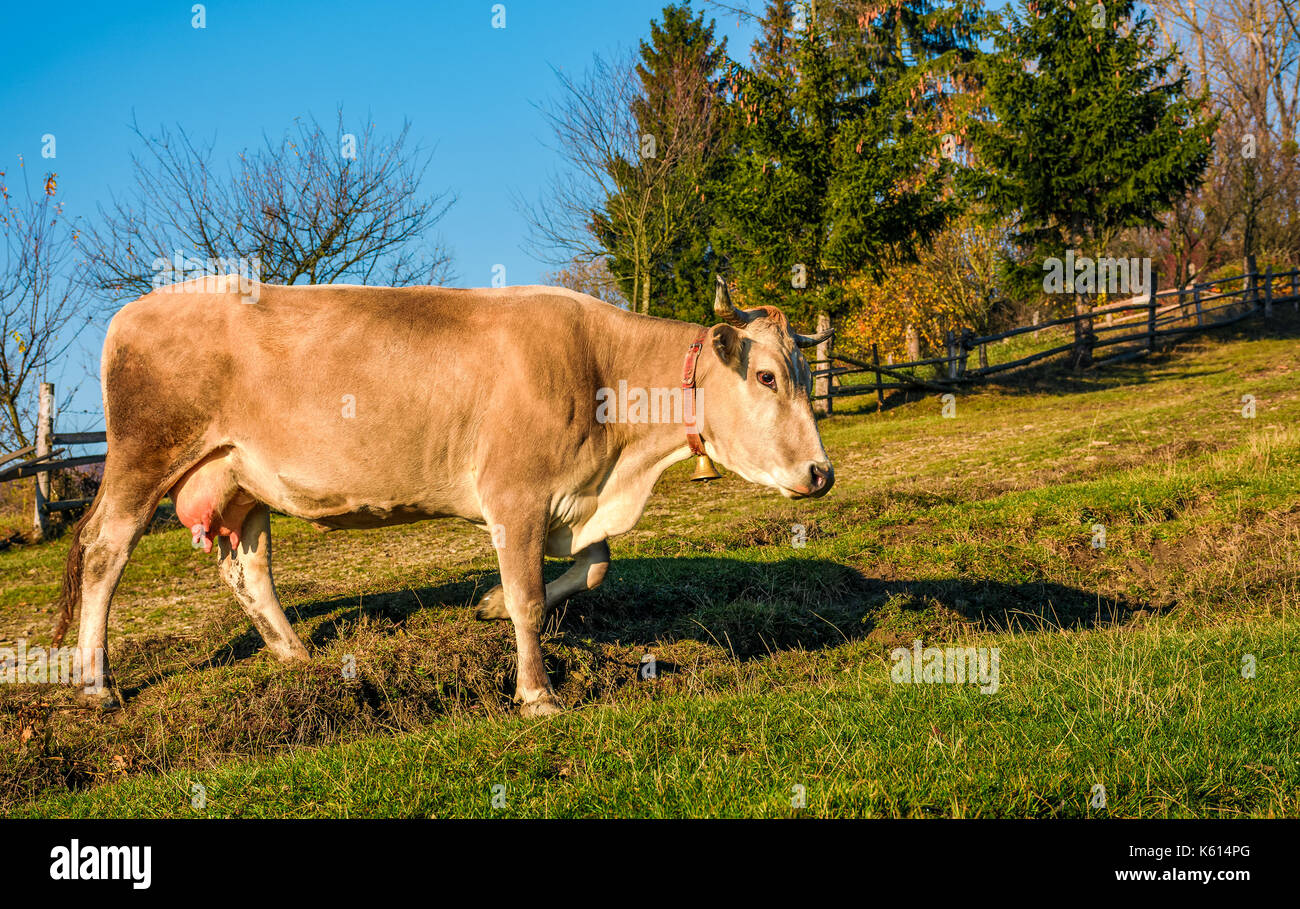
{"left": 757, "top": 370, "right": 777, "bottom": 389}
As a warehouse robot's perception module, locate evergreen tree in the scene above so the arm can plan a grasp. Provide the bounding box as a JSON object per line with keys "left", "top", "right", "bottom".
{"left": 710, "top": 1, "right": 978, "bottom": 330}
{"left": 751, "top": 0, "right": 796, "bottom": 79}
{"left": 593, "top": 2, "right": 727, "bottom": 322}
{"left": 964, "top": 0, "right": 1214, "bottom": 300}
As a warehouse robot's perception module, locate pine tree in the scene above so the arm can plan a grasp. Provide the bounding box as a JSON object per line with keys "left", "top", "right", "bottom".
{"left": 751, "top": 0, "right": 796, "bottom": 79}
{"left": 711, "top": 1, "right": 978, "bottom": 330}
{"left": 964, "top": 0, "right": 1214, "bottom": 300}
{"left": 594, "top": 2, "right": 728, "bottom": 322}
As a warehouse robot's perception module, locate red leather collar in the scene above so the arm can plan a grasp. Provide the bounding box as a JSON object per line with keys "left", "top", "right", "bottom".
{"left": 681, "top": 329, "right": 708, "bottom": 456}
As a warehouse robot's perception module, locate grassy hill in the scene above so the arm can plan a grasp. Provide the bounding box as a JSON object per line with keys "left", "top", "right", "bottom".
{"left": 1, "top": 313, "right": 1297, "bottom": 817}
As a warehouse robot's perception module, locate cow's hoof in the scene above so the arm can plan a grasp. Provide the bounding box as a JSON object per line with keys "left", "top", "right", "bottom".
{"left": 474, "top": 585, "right": 509, "bottom": 621}
{"left": 270, "top": 643, "right": 311, "bottom": 663}
{"left": 519, "top": 695, "right": 563, "bottom": 718}
{"left": 75, "top": 686, "right": 120, "bottom": 711}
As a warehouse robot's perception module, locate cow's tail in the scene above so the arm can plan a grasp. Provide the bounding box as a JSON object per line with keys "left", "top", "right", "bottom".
{"left": 50, "top": 489, "right": 104, "bottom": 648}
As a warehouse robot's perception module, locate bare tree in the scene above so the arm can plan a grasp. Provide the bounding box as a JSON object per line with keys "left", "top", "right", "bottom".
{"left": 0, "top": 160, "right": 94, "bottom": 451}
{"left": 543, "top": 256, "right": 630, "bottom": 307}
{"left": 82, "top": 111, "right": 456, "bottom": 300}
{"left": 1148, "top": 0, "right": 1300, "bottom": 267}
{"left": 519, "top": 52, "right": 720, "bottom": 314}
{"left": 1132, "top": 114, "right": 1248, "bottom": 287}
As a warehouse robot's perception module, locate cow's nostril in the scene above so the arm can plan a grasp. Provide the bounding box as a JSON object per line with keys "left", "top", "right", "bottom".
{"left": 807, "top": 462, "right": 834, "bottom": 495}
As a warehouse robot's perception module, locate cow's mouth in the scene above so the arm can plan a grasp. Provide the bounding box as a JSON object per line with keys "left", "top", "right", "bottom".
{"left": 781, "top": 485, "right": 831, "bottom": 500}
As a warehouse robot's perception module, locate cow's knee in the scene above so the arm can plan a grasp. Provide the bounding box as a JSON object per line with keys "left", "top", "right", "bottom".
{"left": 585, "top": 543, "right": 610, "bottom": 590}
{"left": 475, "top": 539, "right": 608, "bottom": 623}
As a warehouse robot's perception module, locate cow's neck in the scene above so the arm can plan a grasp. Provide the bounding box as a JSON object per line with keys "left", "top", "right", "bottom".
{"left": 588, "top": 316, "right": 712, "bottom": 534}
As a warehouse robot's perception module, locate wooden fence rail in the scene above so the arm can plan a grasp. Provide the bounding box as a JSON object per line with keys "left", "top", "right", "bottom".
{"left": 813, "top": 266, "right": 1300, "bottom": 412}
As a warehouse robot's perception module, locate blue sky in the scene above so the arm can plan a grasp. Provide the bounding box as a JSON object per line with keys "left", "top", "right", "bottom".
{"left": 0, "top": 0, "right": 758, "bottom": 420}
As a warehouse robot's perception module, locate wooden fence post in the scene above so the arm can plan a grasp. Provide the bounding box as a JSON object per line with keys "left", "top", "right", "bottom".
{"left": 957, "top": 329, "right": 973, "bottom": 379}
{"left": 1146, "top": 267, "right": 1159, "bottom": 351}
{"left": 1292, "top": 268, "right": 1299, "bottom": 312}
{"left": 1193, "top": 285, "right": 1203, "bottom": 326}
{"left": 1264, "top": 265, "right": 1273, "bottom": 318}
{"left": 945, "top": 329, "right": 958, "bottom": 380}
{"left": 813, "top": 312, "right": 832, "bottom": 416}
{"left": 871, "top": 343, "right": 883, "bottom": 412}
{"left": 978, "top": 341, "right": 989, "bottom": 370}
{"left": 33, "top": 382, "right": 53, "bottom": 540}
{"left": 1073, "top": 300, "right": 1094, "bottom": 368}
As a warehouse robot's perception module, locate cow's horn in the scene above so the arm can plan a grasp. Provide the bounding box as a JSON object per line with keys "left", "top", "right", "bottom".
{"left": 714, "top": 276, "right": 757, "bottom": 327}
{"left": 794, "top": 326, "right": 835, "bottom": 348}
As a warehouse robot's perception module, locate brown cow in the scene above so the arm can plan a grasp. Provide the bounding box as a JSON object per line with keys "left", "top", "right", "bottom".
{"left": 53, "top": 275, "right": 834, "bottom": 715}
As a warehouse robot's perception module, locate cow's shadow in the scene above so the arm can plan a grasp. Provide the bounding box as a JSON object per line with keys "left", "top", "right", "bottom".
{"left": 205, "top": 554, "right": 1146, "bottom": 666}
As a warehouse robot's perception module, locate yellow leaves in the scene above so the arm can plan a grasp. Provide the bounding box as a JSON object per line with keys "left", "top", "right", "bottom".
{"left": 43, "top": 173, "right": 57, "bottom": 196}
{"left": 840, "top": 263, "right": 966, "bottom": 361}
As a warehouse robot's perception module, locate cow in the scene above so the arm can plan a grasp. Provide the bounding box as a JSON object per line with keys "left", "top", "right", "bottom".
{"left": 52, "top": 275, "right": 834, "bottom": 716}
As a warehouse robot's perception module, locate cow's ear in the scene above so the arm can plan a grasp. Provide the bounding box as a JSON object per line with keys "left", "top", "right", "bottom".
{"left": 712, "top": 324, "right": 742, "bottom": 367}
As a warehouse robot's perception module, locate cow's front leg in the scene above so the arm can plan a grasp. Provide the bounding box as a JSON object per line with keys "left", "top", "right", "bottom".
{"left": 475, "top": 539, "right": 610, "bottom": 622}
{"left": 491, "top": 516, "right": 562, "bottom": 717}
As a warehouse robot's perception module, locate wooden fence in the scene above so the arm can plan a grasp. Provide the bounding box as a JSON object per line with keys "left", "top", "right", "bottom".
{"left": 0, "top": 383, "right": 106, "bottom": 538}
{"left": 812, "top": 266, "right": 1300, "bottom": 412}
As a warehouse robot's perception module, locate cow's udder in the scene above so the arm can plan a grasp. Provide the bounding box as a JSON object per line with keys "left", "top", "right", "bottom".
{"left": 170, "top": 452, "right": 257, "bottom": 553}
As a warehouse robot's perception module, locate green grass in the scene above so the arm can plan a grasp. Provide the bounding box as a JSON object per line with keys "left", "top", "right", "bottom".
{"left": 17, "top": 621, "right": 1298, "bottom": 818}
{"left": 1, "top": 313, "right": 1298, "bottom": 817}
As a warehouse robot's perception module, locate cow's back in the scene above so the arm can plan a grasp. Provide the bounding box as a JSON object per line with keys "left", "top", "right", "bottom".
{"left": 101, "top": 280, "right": 620, "bottom": 520}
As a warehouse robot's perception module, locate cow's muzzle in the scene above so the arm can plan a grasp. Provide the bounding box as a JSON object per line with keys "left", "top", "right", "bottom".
{"left": 785, "top": 460, "right": 834, "bottom": 498}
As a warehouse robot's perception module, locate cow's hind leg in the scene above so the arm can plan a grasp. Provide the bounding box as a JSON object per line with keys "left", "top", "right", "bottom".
{"left": 475, "top": 539, "right": 610, "bottom": 622}
{"left": 217, "top": 504, "right": 309, "bottom": 662}
{"left": 54, "top": 474, "right": 160, "bottom": 708}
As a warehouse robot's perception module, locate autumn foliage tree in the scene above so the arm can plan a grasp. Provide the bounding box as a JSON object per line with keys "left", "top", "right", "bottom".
{"left": 840, "top": 212, "right": 1009, "bottom": 360}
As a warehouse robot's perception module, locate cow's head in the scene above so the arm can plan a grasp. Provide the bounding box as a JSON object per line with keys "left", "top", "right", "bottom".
{"left": 698, "top": 277, "right": 835, "bottom": 499}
